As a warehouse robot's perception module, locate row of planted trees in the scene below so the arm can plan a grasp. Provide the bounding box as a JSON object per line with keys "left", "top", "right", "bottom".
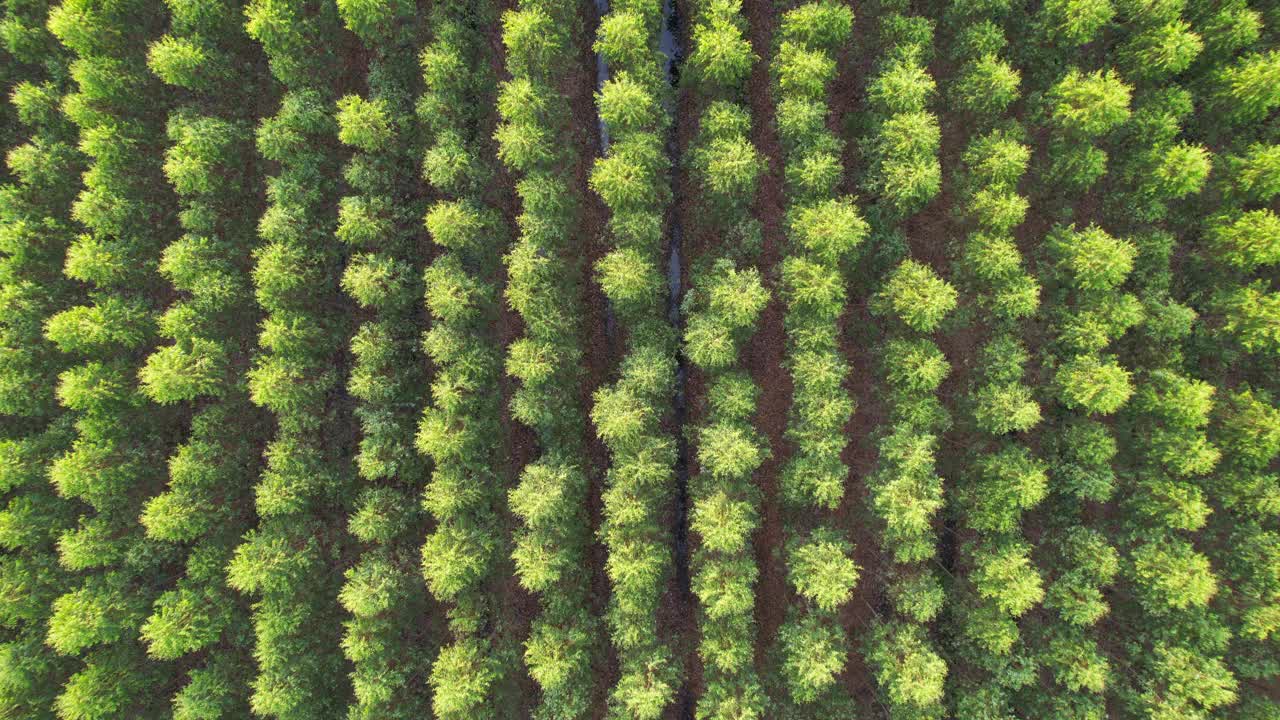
{"left": 2, "top": 0, "right": 1280, "bottom": 718}
{"left": 682, "top": 0, "right": 769, "bottom": 716}
{"left": 860, "top": 4, "right": 952, "bottom": 718}
{"left": 941, "top": 0, "right": 1045, "bottom": 716}
{"left": 35, "top": 0, "right": 188, "bottom": 713}
{"left": 497, "top": 1, "right": 598, "bottom": 717}
{"left": 333, "top": 0, "right": 432, "bottom": 715}
{"left": 769, "top": 2, "right": 866, "bottom": 712}
{"left": 589, "top": 0, "right": 682, "bottom": 715}
{"left": 0, "top": 0, "right": 83, "bottom": 713}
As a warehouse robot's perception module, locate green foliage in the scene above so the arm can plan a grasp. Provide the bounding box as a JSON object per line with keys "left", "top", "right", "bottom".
{"left": 685, "top": 263, "right": 768, "bottom": 371}
{"left": 790, "top": 197, "right": 869, "bottom": 263}
{"left": 1137, "top": 644, "right": 1238, "bottom": 718}
{"left": 859, "top": 34, "right": 945, "bottom": 218}
{"left": 1046, "top": 137, "right": 1109, "bottom": 191}
{"left": 1136, "top": 142, "right": 1211, "bottom": 208}
{"left": 53, "top": 646, "right": 158, "bottom": 720}
{"left": 693, "top": 553, "right": 754, "bottom": 621}
{"left": 141, "top": 584, "right": 229, "bottom": 660}
{"left": 883, "top": 338, "right": 950, "bottom": 394}
{"left": 613, "top": 649, "right": 679, "bottom": 720}
{"left": 866, "top": 112, "right": 941, "bottom": 215}
{"left": 1215, "top": 281, "right": 1280, "bottom": 355}
{"left": 1210, "top": 51, "right": 1280, "bottom": 126}
{"left": 336, "top": 95, "right": 394, "bottom": 152}
{"left": 1120, "top": 20, "right": 1203, "bottom": 80}
{"left": 1047, "top": 69, "right": 1132, "bottom": 138}
{"left": 1044, "top": 528, "right": 1119, "bottom": 627}
{"left": 1051, "top": 420, "right": 1118, "bottom": 502}
{"left": 777, "top": 44, "right": 837, "bottom": 102}
{"left": 780, "top": 615, "right": 846, "bottom": 703}
{"left": 870, "top": 428, "right": 945, "bottom": 564}
{"left": 1056, "top": 354, "right": 1134, "bottom": 414}
{"left": 43, "top": 298, "right": 151, "bottom": 355}
{"left": 591, "top": 1, "right": 683, "bottom": 715}
{"left": 779, "top": 0, "right": 853, "bottom": 49}
{"left": 962, "top": 447, "right": 1048, "bottom": 533}
{"left": 245, "top": 0, "right": 341, "bottom": 87}
{"left": 952, "top": 54, "right": 1020, "bottom": 117}
{"left": 871, "top": 259, "right": 958, "bottom": 333}
{"left": 1223, "top": 143, "right": 1280, "bottom": 204}
{"left": 691, "top": 490, "right": 755, "bottom": 555}
{"left": 971, "top": 539, "right": 1044, "bottom": 616}
{"left": 697, "top": 422, "right": 766, "bottom": 481}
{"left": 1039, "top": 0, "right": 1114, "bottom": 45}
{"left": 337, "top": 0, "right": 412, "bottom": 40}
{"left": 1131, "top": 369, "right": 1220, "bottom": 478}
{"left": 1209, "top": 210, "right": 1280, "bottom": 271}
{"left": 147, "top": 36, "right": 210, "bottom": 90}
{"left": 1215, "top": 388, "right": 1280, "bottom": 471}
{"left": 1041, "top": 627, "right": 1110, "bottom": 693}
{"left": 1052, "top": 224, "right": 1136, "bottom": 292}
{"left": 6, "top": 0, "right": 1280, "bottom": 716}
{"left": 789, "top": 531, "right": 860, "bottom": 613}
{"left": 889, "top": 571, "right": 945, "bottom": 625}
{"left": 523, "top": 618, "right": 593, "bottom": 716}
{"left": 28, "top": 0, "right": 195, "bottom": 711}
{"left": 594, "top": 12, "right": 652, "bottom": 80}
{"left": 691, "top": 121, "right": 764, "bottom": 203}
{"left": 138, "top": 340, "right": 227, "bottom": 403}
{"left": 868, "top": 621, "right": 947, "bottom": 714}
{"left": 973, "top": 382, "right": 1042, "bottom": 434}
{"left": 869, "top": 49, "right": 936, "bottom": 115}
{"left": 964, "top": 132, "right": 1030, "bottom": 187}
{"left": 430, "top": 639, "right": 497, "bottom": 719}
{"left": 689, "top": 1, "right": 755, "bottom": 88}
{"left": 599, "top": 73, "right": 660, "bottom": 135}
{"left": 502, "top": 6, "right": 563, "bottom": 72}
{"left": 767, "top": 4, "right": 866, "bottom": 707}
{"left": 591, "top": 135, "right": 668, "bottom": 216}
{"left": 47, "top": 578, "right": 147, "bottom": 656}
{"left": 1130, "top": 539, "right": 1218, "bottom": 610}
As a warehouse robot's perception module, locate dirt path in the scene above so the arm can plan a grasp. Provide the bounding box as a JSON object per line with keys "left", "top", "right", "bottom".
{"left": 664, "top": 2, "right": 702, "bottom": 717}
{"left": 573, "top": 2, "right": 618, "bottom": 717}
{"left": 830, "top": 5, "right": 886, "bottom": 712}
{"left": 656, "top": 4, "right": 698, "bottom": 718}
{"left": 479, "top": 2, "right": 541, "bottom": 712}
{"left": 740, "top": 0, "right": 793, "bottom": 684}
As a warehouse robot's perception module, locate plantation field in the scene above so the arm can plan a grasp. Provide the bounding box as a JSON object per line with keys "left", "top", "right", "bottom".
{"left": 2, "top": 0, "right": 1279, "bottom": 717}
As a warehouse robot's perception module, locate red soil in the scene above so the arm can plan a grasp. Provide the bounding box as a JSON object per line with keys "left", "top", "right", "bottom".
{"left": 740, "top": 0, "right": 795, "bottom": 686}
{"left": 483, "top": 1, "right": 541, "bottom": 709}
{"left": 665, "top": 2, "right": 703, "bottom": 717}
{"left": 573, "top": 2, "right": 621, "bottom": 716}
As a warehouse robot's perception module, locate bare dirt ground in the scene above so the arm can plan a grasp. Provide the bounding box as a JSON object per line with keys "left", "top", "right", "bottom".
{"left": 571, "top": 2, "right": 619, "bottom": 716}
{"left": 665, "top": 2, "right": 703, "bottom": 717}
{"left": 740, "top": 0, "right": 796, "bottom": 687}
{"left": 481, "top": 1, "right": 541, "bottom": 709}
{"left": 829, "top": 20, "right": 887, "bottom": 715}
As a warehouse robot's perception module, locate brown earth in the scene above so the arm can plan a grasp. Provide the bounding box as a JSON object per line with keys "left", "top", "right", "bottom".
{"left": 573, "top": 2, "right": 622, "bottom": 717}
{"left": 664, "top": 2, "right": 702, "bottom": 718}
{"left": 481, "top": 0, "right": 542, "bottom": 711}
{"left": 479, "top": 1, "right": 628, "bottom": 716}
{"left": 829, "top": 6, "right": 888, "bottom": 713}
{"left": 740, "top": 0, "right": 795, "bottom": 689}
{"left": 832, "top": 227, "right": 890, "bottom": 712}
